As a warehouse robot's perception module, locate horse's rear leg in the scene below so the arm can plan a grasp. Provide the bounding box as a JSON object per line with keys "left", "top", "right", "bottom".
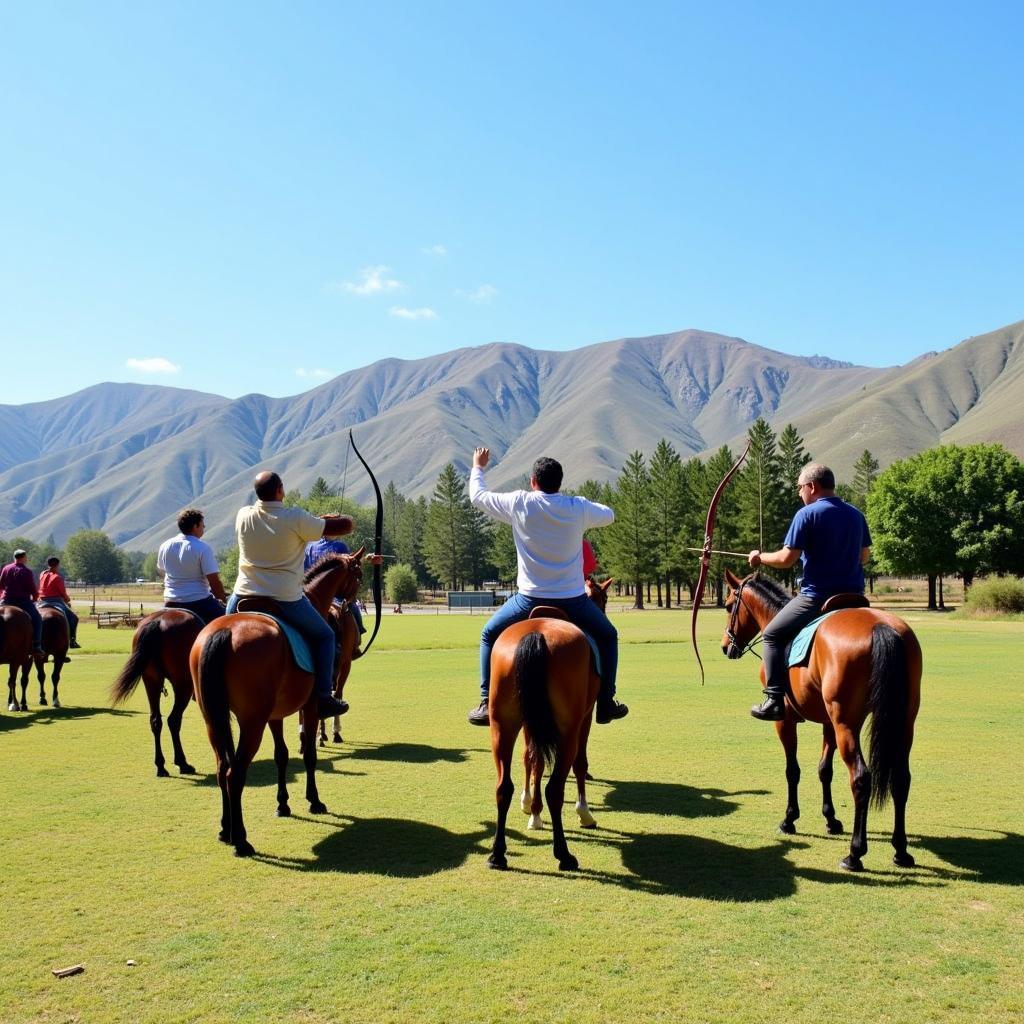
{"left": 891, "top": 723, "right": 915, "bottom": 867}
{"left": 775, "top": 715, "right": 800, "bottom": 834}
{"left": 19, "top": 660, "right": 31, "bottom": 711}
{"left": 300, "top": 712, "right": 328, "bottom": 814}
{"left": 546, "top": 741, "right": 579, "bottom": 871}
{"left": 143, "top": 672, "right": 170, "bottom": 777}
{"left": 7, "top": 664, "right": 18, "bottom": 711}
{"left": 166, "top": 678, "right": 196, "bottom": 775}
{"left": 573, "top": 713, "right": 596, "bottom": 828}
{"left": 522, "top": 741, "right": 544, "bottom": 829}
{"left": 227, "top": 722, "right": 265, "bottom": 857}
{"left": 818, "top": 724, "right": 844, "bottom": 834}
{"left": 268, "top": 719, "right": 291, "bottom": 817}
{"left": 36, "top": 655, "right": 47, "bottom": 705}
{"left": 488, "top": 725, "right": 517, "bottom": 870}
{"left": 50, "top": 658, "right": 63, "bottom": 708}
{"left": 836, "top": 724, "right": 870, "bottom": 871}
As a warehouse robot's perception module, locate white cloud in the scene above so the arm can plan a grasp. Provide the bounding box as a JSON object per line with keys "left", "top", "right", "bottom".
{"left": 390, "top": 306, "right": 439, "bottom": 320}
{"left": 126, "top": 357, "right": 180, "bottom": 374}
{"left": 422, "top": 244, "right": 447, "bottom": 256}
{"left": 336, "top": 265, "right": 402, "bottom": 296}
{"left": 295, "top": 367, "right": 333, "bottom": 380}
{"left": 456, "top": 284, "right": 498, "bottom": 303}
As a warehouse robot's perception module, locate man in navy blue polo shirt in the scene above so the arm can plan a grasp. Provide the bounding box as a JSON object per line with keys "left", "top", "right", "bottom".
{"left": 746, "top": 462, "right": 872, "bottom": 722}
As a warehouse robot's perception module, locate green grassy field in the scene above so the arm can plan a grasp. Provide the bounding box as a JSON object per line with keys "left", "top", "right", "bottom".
{"left": 1, "top": 610, "right": 1021, "bottom": 1024}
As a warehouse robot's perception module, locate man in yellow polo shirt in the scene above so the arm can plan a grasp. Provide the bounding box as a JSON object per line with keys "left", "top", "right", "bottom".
{"left": 227, "top": 470, "right": 357, "bottom": 720}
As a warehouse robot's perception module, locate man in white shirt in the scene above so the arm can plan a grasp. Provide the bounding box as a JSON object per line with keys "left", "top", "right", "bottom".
{"left": 226, "top": 470, "right": 356, "bottom": 720}
{"left": 156, "top": 508, "right": 227, "bottom": 625}
{"left": 467, "top": 447, "right": 627, "bottom": 726}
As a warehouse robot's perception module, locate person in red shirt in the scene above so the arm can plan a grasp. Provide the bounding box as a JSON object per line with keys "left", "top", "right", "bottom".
{"left": 38, "top": 556, "right": 81, "bottom": 649}
{"left": 582, "top": 538, "right": 598, "bottom": 579}
{"left": 0, "top": 548, "right": 44, "bottom": 653}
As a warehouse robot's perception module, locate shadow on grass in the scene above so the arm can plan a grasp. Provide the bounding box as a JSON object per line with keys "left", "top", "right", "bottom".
{"left": 255, "top": 816, "right": 489, "bottom": 876}
{"left": 176, "top": 749, "right": 366, "bottom": 789}
{"left": 345, "top": 741, "right": 471, "bottom": 764}
{"left": 0, "top": 704, "right": 133, "bottom": 733}
{"left": 601, "top": 780, "right": 769, "bottom": 818}
{"left": 916, "top": 831, "right": 1024, "bottom": 885}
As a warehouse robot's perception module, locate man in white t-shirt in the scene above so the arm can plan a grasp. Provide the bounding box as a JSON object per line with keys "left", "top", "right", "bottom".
{"left": 226, "top": 470, "right": 356, "bottom": 720}
{"left": 467, "top": 447, "right": 627, "bottom": 726}
{"left": 156, "top": 508, "right": 227, "bottom": 625}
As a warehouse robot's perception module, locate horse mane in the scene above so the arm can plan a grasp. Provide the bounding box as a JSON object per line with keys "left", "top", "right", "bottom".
{"left": 303, "top": 553, "right": 352, "bottom": 586}
{"left": 746, "top": 574, "right": 791, "bottom": 615}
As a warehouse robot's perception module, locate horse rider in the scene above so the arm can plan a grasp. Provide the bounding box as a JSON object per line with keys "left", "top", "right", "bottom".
{"left": 0, "top": 548, "right": 44, "bottom": 655}
{"left": 38, "top": 556, "right": 81, "bottom": 648}
{"left": 467, "top": 447, "right": 628, "bottom": 726}
{"left": 304, "top": 535, "right": 368, "bottom": 643}
{"left": 156, "top": 508, "right": 228, "bottom": 625}
{"left": 747, "top": 461, "right": 872, "bottom": 722}
{"left": 227, "top": 470, "right": 377, "bottom": 720}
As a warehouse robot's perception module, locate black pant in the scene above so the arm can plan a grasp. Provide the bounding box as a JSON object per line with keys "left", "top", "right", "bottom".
{"left": 761, "top": 594, "right": 825, "bottom": 698}
{"left": 166, "top": 596, "right": 226, "bottom": 626}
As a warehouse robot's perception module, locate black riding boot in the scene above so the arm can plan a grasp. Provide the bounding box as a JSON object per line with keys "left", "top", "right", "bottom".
{"left": 750, "top": 690, "right": 786, "bottom": 721}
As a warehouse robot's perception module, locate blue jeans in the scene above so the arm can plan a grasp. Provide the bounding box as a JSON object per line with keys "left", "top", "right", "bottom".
{"left": 227, "top": 593, "right": 336, "bottom": 699}
{"left": 2, "top": 598, "right": 42, "bottom": 648}
{"left": 39, "top": 598, "right": 79, "bottom": 640}
{"left": 166, "top": 595, "right": 226, "bottom": 626}
{"left": 479, "top": 592, "right": 618, "bottom": 702}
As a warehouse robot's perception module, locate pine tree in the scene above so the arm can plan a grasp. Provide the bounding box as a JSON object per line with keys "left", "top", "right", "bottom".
{"left": 695, "top": 446, "right": 742, "bottom": 606}
{"left": 734, "top": 419, "right": 787, "bottom": 557}
{"left": 778, "top": 424, "right": 811, "bottom": 518}
{"left": 423, "top": 463, "right": 472, "bottom": 589}
{"left": 307, "top": 476, "right": 335, "bottom": 502}
{"left": 395, "top": 496, "right": 429, "bottom": 583}
{"left": 648, "top": 439, "right": 686, "bottom": 607}
{"left": 490, "top": 522, "right": 518, "bottom": 583}
{"left": 604, "top": 451, "right": 656, "bottom": 609}
{"left": 850, "top": 449, "right": 880, "bottom": 510}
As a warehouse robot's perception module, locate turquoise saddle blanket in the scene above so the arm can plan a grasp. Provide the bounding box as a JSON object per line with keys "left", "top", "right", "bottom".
{"left": 246, "top": 612, "right": 315, "bottom": 674}
{"left": 787, "top": 612, "right": 838, "bottom": 668}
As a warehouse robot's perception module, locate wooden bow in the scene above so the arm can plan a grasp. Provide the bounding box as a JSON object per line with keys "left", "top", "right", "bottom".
{"left": 691, "top": 440, "right": 750, "bottom": 684}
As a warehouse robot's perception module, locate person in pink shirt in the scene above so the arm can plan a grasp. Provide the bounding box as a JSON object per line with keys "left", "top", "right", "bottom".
{"left": 38, "top": 556, "right": 81, "bottom": 648}
{"left": 582, "top": 538, "right": 598, "bottom": 579}
{"left": 0, "top": 548, "right": 44, "bottom": 653}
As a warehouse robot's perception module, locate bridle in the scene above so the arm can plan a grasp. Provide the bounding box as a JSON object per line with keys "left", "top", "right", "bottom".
{"left": 724, "top": 575, "right": 764, "bottom": 662}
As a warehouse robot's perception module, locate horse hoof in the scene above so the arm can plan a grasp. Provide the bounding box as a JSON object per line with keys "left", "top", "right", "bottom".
{"left": 575, "top": 803, "right": 596, "bottom": 828}
{"left": 826, "top": 819, "right": 845, "bottom": 835}
{"left": 309, "top": 801, "right": 328, "bottom": 814}
{"left": 156, "top": 767, "right": 171, "bottom": 778}
{"left": 520, "top": 792, "right": 531, "bottom": 814}
{"left": 52, "top": 700, "right": 61, "bottom": 709}
{"left": 217, "top": 830, "right": 231, "bottom": 845}
{"left": 778, "top": 821, "right": 797, "bottom": 835}
{"left": 487, "top": 854, "right": 508, "bottom": 870}
{"left": 277, "top": 805, "right": 291, "bottom": 818}
{"left": 527, "top": 813, "right": 543, "bottom": 830}
{"left": 178, "top": 764, "right": 196, "bottom": 776}
{"left": 19, "top": 702, "right": 27, "bottom": 712}
{"left": 234, "top": 841, "right": 256, "bottom": 858}
{"left": 840, "top": 855, "right": 864, "bottom": 872}
{"left": 39, "top": 697, "right": 48, "bottom": 706}
{"left": 8, "top": 702, "right": 18, "bottom": 712}
{"left": 893, "top": 851, "right": 916, "bottom": 868}
{"left": 332, "top": 733, "right": 343, "bottom": 743}
{"left": 318, "top": 737, "right": 325, "bottom": 748}
{"left": 558, "top": 854, "right": 579, "bottom": 872}
{"left": 579, "top": 821, "right": 598, "bottom": 830}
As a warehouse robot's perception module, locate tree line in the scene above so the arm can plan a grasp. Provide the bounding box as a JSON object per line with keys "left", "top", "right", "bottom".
{"left": 4, "top": 433, "right": 1021, "bottom": 609}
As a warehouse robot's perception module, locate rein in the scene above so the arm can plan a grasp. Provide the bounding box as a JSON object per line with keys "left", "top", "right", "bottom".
{"left": 725, "top": 577, "right": 764, "bottom": 661}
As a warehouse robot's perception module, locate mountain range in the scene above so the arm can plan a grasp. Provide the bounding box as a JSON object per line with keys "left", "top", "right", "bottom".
{"left": 1, "top": 319, "right": 1021, "bottom": 552}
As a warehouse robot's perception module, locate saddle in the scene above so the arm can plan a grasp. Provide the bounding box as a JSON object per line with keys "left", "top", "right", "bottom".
{"left": 233, "top": 598, "right": 314, "bottom": 674}
{"left": 235, "top": 596, "right": 282, "bottom": 615}
{"left": 820, "top": 592, "right": 870, "bottom": 613}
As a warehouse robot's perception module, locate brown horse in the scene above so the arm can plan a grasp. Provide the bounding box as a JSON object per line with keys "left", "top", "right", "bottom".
{"left": 487, "top": 577, "right": 613, "bottom": 872}
{"left": 317, "top": 602, "right": 361, "bottom": 747}
{"left": 33, "top": 606, "right": 70, "bottom": 708}
{"left": 110, "top": 609, "right": 205, "bottom": 776}
{"left": 190, "top": 549, "right": 365, "bottom": 857}
{"left": 3, "top": 606, "right": 35, "bottom": 712}
{"left": 518, "top": 576, "right": 613, "bottom": 831}
{"left": 722, "top": 569, "right": 922, "bottom": 871}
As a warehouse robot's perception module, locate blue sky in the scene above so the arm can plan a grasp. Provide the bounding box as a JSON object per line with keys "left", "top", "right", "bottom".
{"left": 3, "top": 2, "right": 1021, "bottom": 404}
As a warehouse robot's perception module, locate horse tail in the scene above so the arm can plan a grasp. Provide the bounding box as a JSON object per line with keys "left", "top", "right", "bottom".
{"left": 867, "top": 623, "right": 909, "bottom": 810}
{"left": 197, "top": 629, "right": 236, "bottom": 763}
{"left": 110, "top": 616, "right": 164, "bottom": 705}
{"left": 514, "top": 632, "right": 560, "bottom": 769}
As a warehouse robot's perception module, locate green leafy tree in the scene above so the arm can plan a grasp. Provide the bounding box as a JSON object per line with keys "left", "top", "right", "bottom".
{"left": 63, "top": 530, "right": 123, "bottom": 584}
{"left": 573, "top": 478, "right": 614, "bottom": 571}
{"left": 119, "top": 549, "right": 148, "bottom": 581}
{"left": 395, "top": 495, "right": 429, "bottom": 583}
{"left": 423, "top": 463, "right": 473, "bottom": 589}
{"left": 464, "top": 503, "right": 494, "bottom": 588}
{"left": 0, "top": 537, "right": 50, "bottom": 575}
{"left": 490, "top": 522, "right": 518, "bottom": 583}
{"left": 778, "top": 424, "right": 812, "bottom": 522}
{"left": 648, "top": 439, "right": 686, "bottom": 607}
{"left": 141, "top": 551, "right": 160, "bottom": 581}
{"left": 218, "top": 546, "right": 240, "bottom": 592}
{"left": 307, "top": 476, "right": 336, "bottom": 502}
{"left": 384, "top": 563, "right": 419, "bottom": 604}
{"left": 604, "top": 451, "right": 656, "bottom": 609}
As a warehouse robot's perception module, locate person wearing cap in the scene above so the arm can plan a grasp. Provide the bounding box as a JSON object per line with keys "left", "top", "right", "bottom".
{"left": 156, "top": 508, "right": 228, "bottom": 625}
{"left": 0, "top": 549, "right": 44, "bottom": 654}
{"left": 38, "top": 556, "right": 81, "bottom": 648}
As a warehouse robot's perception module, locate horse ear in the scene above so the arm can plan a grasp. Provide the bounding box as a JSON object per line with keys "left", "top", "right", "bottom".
{"left": 600, "top": 577, "right": 614, "bottom": 591}
{"left": 352, "top": 545, "right": 366, "bottom": 560}
{"left": 725, "top": 568, "right": 742, "bottom": 587}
